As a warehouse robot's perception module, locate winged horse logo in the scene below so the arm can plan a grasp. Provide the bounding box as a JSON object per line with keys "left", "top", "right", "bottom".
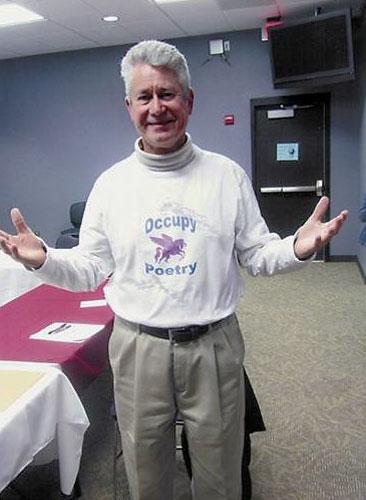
{"left": 150, "top": 233, "right": 186, "bottom": 263}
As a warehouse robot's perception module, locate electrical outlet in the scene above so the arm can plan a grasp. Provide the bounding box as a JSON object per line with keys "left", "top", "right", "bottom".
{"left": 224, "top": 40, "right": 230, "bottom": 52}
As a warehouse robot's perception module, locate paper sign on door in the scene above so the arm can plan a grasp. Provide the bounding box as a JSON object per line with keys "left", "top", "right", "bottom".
{"left": 277, "top": 143, "right": 299, "bottom": 161}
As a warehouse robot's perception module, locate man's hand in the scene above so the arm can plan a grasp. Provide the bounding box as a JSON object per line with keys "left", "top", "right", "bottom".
{"left": 294, "top": 196, "right": 348, "bottom": 260}
{"left": 0, "top": 208, "right": 47, "bottom": 269}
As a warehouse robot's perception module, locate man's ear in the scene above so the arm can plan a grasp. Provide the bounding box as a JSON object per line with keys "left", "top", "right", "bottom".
{"left": 125, "top": 96, "right": 134, "bottom": 119}
{"left": 187, "top": 89, "right": 194, "bottom": 115}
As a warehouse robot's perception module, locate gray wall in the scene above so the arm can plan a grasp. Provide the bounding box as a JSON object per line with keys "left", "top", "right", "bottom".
{"left": 0, "top": 28, "right": 363, "bottom": 256}
{"left": 355, "top": 23, "right": 366, "bottom": 276}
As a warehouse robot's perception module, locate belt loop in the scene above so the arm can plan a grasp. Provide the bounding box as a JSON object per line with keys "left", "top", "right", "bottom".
{"left": 168, "top": 329, "right": 175, "bottom": 344}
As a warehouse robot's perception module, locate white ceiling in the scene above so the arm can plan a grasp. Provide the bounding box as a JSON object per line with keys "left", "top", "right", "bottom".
{"left": 0, "top": 0, "right": 364, "bottom": 60}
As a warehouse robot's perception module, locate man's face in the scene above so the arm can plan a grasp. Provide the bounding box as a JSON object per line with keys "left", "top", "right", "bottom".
{"left": 125, "top": 63, "right": 194, "bottom": 155}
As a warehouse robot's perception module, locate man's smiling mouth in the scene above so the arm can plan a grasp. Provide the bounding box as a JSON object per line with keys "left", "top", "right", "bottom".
{"left": 147, "top": 119, "right": 175, "bottom": 126}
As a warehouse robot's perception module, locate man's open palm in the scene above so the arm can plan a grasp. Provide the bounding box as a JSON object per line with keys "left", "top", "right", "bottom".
{"left": 0, "top": 208, "right": 46, "bottom": 268}
{"left": 294, "top": 197, "right": 348, "bottom": 260}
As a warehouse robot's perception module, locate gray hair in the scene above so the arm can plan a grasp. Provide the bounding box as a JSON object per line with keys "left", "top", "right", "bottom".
{"left": 120, "top": 40, "right": 191, "bottom": 97}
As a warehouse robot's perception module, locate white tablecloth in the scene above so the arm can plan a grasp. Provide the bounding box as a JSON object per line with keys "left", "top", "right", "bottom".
{"left": 0, "top": 362, "right": 90, "bottom": 495}
{"left": 0, "top": 253, "right": 42, "bottom": 306}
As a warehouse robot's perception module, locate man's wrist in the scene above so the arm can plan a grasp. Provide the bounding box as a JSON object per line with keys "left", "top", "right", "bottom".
{"left": 293, "top": 235, "right": 313, "bottom": 261}
{"left": 25, "top": 242, "right": 47, "bottom": 271}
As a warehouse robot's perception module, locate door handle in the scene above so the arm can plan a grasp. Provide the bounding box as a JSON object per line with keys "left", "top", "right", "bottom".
{"left": 315, "top": 179, "right": 323, "bottom": 196}
{"left": 260, "top": 187, "right": 282, "bottom": 193}
{"left": 282, "top": 185, "right": 316, "bottom": 193}
{"left": 261, "top": 180, "right": 324, "bottom": 195}
{"left": 282, "top": 180, "right": 324, "bottom": 195}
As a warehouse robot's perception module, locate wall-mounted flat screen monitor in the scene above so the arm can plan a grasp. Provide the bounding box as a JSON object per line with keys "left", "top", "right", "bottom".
{"left": 269, "top": 9, "right": 355, "bottom": 88}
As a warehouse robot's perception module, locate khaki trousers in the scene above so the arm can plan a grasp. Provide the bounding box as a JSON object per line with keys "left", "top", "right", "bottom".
{"left": 108, "top": 314, "right": 245, "bottom": 500}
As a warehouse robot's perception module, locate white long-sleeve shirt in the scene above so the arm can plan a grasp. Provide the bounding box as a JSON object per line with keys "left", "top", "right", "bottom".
{"left": 34, "top": 136, "right": 309, "bottom": 327}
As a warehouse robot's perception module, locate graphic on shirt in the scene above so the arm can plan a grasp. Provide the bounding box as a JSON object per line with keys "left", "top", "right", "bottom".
{"left": 143, "top": 214, "right": 197, "bottom": 277}
{"left": 145, "top": 215, "right": 196, "bottom": 234}
{"left": 150, "top": 234, "right": 186, "bottom": 263}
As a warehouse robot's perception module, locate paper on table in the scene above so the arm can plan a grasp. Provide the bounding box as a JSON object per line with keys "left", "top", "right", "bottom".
{"left": 80, "top": 299, "right": 107, "bottom": 308}
{"left": 0, "top": 370, "right": 45, "bottom": 412}
{"left": 29, "top": 322, "right": 104, "bottom": 343}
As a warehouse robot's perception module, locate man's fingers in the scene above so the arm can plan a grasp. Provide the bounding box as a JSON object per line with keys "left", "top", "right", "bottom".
{"left": 328, "top": 210, "right": 348, "bottom": 234}
{"left": 0, "top": 229, "right": 10, "bottom": 240}
{"left": 0, "top": 239, "right": 12, "bottom": 255}
{"left": 10, "top": 208, "right": 29, "bottom": 234}
{"left": 310, "top": 196, "right": 329, "bottom": 222}
{"left": 311, "top": 200, "right": 348, "bottom": 228}
{"left": 339, "top": 210, "right": 349, "bottom": 221}
{"left": 0, "top": 230, "right": 12, "bottom": 254}
{"left": 10, "top": 244, "right": 20, "bottom": 260}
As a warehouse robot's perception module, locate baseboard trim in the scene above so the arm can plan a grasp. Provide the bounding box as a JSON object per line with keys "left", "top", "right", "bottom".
{"left": 356, "top": 259, "right": 366, "bottom": 284}
{"left": 328, "top": 255, "right": 357, "bottom": 262}
{"left": 328, "top": 255, "right": 365, "bottom": 283}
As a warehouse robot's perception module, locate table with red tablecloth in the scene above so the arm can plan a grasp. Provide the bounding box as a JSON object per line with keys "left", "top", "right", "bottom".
{"left": 0, "top": 283, "right": 114, "bottom": 391}
{"left": 0, "top": 252, "right": 42, "bottom": 307}
{"left": 0, "top": 362, "right": 90, "bottom": 496}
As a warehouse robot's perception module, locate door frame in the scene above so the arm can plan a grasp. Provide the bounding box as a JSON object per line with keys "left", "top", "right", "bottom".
{"left": 250, "top": 93, "right": 330, "bottom": 261}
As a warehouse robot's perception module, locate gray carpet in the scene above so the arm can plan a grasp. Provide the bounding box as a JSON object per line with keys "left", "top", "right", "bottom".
{"left": 238, "top": 262, "right": 366, "bottom": 500}
{"left": 1, "top": 262, "right": 365, "bottom": 500}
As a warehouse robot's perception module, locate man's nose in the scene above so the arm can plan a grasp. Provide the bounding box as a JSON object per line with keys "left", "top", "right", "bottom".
{"left": 150, "top": 94, "right": 165, "bottom": 114}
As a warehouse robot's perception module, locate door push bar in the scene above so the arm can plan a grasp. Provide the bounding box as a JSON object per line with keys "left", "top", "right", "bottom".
{"left": 260, "top": 180, "right": 323, "bottom": 196}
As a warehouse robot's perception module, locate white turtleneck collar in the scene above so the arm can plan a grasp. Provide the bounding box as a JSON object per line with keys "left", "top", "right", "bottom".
{"left": 134, "top": 134, "right": 196, "bottom": 172}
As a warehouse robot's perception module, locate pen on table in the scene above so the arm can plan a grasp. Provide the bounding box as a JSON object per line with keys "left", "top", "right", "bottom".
{"left": 47, "top": 323, "right": 71, "bottom": 335}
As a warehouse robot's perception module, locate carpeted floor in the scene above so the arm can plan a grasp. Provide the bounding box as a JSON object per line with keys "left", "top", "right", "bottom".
{"left": 1, "top": 262, "right": 365, "bottom": 500}
{"left": 238, "top": 262, "right": 366, "bottom": 500}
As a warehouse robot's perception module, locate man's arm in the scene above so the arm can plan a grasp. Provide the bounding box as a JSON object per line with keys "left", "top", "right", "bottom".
{"left": 234, "top": 169, "right": 347, "bottom": 275}
{"left": 0, "top": 202, "right": 112, "bottom": 291}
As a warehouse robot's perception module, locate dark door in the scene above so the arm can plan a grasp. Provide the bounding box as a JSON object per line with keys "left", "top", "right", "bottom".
{"left": 251, "top": 94, "right": 330, "bottom": 260}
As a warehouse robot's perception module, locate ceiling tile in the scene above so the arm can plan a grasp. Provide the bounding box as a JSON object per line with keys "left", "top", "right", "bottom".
{"left": 11, "top": 0, "right": 98, "bottom": 19}
{"left": 157, "top": 0, "right": 221, "bottom": 16}
{"left": 81, "top": 0, "right": 170, "bottom": 22}
{"left": 119, "top": 18, "right": 187, "bottom": 41}
{"left": 0, "top": 20, "right": 100, "bottom": 53}
{"left": 171, "top": 11, "right": 232, "bottom": 35}
{"left": 71, "top": 23, "right": 141, "bottom": 46}
{"left": 216, "top": 0, "right": 275, "bottom": 10}
{"left": 223, "top": 5, "right": 280, "bottom": 29}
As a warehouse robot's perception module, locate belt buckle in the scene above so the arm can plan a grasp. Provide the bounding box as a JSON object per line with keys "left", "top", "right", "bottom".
{"left": 168, "top": 326, "right": 188, "bottom": 344}
{"left": 168, "top": 325, "right": 201, "bottom": 344}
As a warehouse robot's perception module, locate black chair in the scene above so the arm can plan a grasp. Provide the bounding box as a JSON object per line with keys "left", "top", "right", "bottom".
{"left": 55, "top": 202, "right": 86, "bottom": 248}
{"left": 55, "top": 234, "right": 79, "bottom": 249}
{"left": 61, "top": 202, "right": 86, "bottom": 237}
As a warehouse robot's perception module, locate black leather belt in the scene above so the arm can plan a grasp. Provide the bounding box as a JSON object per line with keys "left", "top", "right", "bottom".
{"left": 139, "top": 317, "right": 229, "bottom": 344}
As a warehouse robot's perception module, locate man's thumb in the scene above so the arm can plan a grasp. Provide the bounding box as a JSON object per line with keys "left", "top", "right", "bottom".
{"left": 10, "top": 208, "right": 29, "bottom": 234}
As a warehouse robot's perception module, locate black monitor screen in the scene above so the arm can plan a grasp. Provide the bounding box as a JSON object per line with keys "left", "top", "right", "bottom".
{"left": 269, "top": 10, "right": 354, "bottom": 87}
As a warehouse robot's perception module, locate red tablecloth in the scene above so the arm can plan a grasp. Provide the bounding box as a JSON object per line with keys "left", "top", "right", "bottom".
{"left": 0, "top": 284, "right": 114, "bottom": 391}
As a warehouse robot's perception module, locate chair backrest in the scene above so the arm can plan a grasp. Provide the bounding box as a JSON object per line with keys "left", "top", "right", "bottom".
{"left": 55, "top": 234, "right": 79, "bottom": 249}
{"left": 70, "top": 202, "right": 86, "bottom": 229}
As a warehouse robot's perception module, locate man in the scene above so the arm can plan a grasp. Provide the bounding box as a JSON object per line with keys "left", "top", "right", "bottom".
{"left": 181, "top": 367, "right": 266, "bottom": 500}
{"left": 0, "top": 40, "right": 347, "bottom": 500}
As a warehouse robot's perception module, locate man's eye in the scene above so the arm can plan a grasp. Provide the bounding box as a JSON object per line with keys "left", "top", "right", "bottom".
{"left": 137, "top": 95, "right": 151, "bottom": 103}
{"left": 160, "top": 91, "right": 175, "bottom": 101}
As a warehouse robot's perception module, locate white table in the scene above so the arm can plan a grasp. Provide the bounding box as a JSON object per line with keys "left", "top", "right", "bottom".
{"left": 0, "top": 253, "right": 41, "bottom": 306}
{"left": 0, "top": 362, "right": 90, "bottom": 495}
